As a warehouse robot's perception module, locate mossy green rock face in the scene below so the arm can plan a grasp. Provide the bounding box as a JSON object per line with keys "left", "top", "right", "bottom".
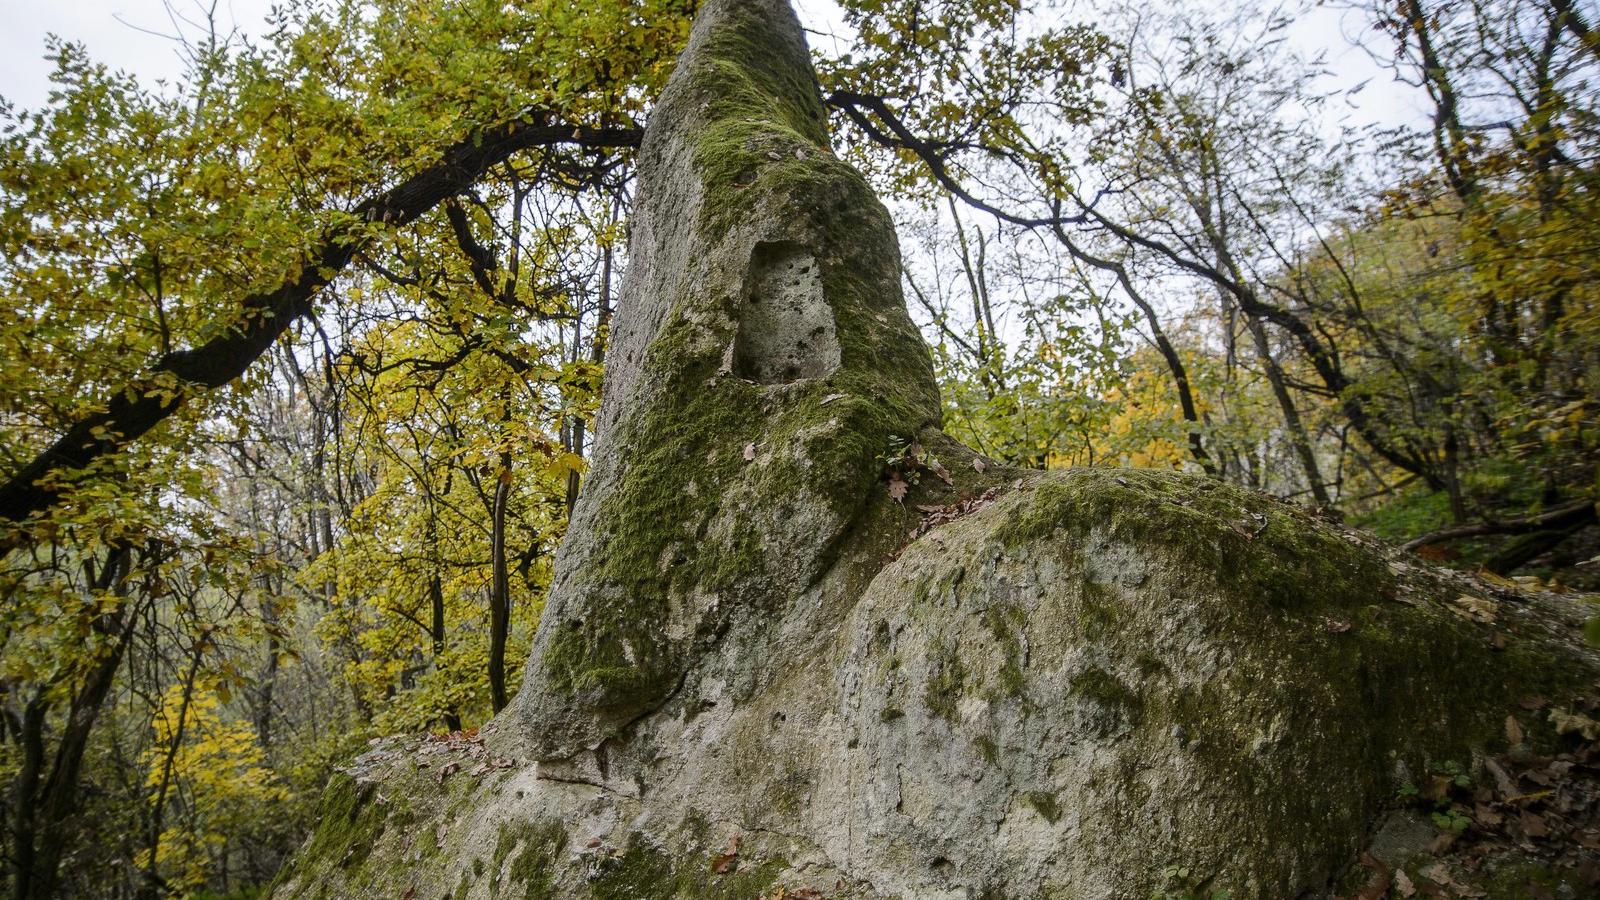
{"left": 828, "top": 468, "right": 1594, "bottom": 896}
{"left": 272, "top": 465, "right": 1600, "bottom": 899}
{"left": 272, "top": 1, "right": 1600, "bottom": 897}
{"left": 503, "top": 0, "right": 938, "bottom": 759}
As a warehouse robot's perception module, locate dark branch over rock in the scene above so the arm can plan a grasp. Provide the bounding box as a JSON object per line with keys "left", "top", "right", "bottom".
{"left": 0, "top": 119, "right": 640, "bottom": 533}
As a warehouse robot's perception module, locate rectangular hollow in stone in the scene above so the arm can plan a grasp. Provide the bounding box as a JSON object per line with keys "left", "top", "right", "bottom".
{"left": 733, "top": 241, "right": 840, "bottom": 384}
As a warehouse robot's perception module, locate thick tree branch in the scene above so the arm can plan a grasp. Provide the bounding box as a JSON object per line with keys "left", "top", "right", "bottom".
{"left": 1402, "top": 497, "right": 1597, "bottom": 551}
{"left": 0, "top": 118, "right": 641, "bottom": 530}
{"left": 827, "top": 88, "right": 1439, "bottom": 487}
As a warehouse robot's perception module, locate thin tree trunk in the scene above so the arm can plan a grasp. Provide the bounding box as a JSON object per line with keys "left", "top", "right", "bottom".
{"left": 10, "top": 546, "right": 134, "bottom": 900}
{"left": 488, "top": 452, "right": 512, "bottom": 713}
{"left": 140, "top": 640, "right": 207, "bottom": 899}
{"left": 1245, "top": 315, "right": 1330, "bottom": 506}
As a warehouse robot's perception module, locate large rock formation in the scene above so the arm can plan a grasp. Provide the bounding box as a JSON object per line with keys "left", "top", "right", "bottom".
{"left": 269, "top": 1, "right": 1600, "bottom": 897}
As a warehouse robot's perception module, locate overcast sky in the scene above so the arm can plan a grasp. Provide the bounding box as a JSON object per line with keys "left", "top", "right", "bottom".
{"left": 0, "top": 0, "right": 1425, "bottom": 127}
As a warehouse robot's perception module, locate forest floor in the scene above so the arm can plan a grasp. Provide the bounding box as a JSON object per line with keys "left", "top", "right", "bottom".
{"left": 1346, "top": 691, "right": 1600, "bottom": 897}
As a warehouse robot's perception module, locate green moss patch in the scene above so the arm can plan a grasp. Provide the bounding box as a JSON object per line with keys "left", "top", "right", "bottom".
{"left": 588, "top": 838, "right": 786, "bottom": 900}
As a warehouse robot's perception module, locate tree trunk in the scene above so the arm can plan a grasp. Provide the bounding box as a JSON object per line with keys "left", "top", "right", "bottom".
{"left": 1244, "top": 315, "right": 1330, "bottom": 506}
{"left": 487, "top": 453, "right": 512, "bottom": 714}
{"left": 10, "top": 547, "right": 134, "bottom": 900}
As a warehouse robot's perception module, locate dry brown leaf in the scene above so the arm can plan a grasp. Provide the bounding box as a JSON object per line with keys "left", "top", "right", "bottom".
{"left": 887, "top": 474, "right": 908, "bottom": 503}
{"left": 1449, "top": 594, "right": 1499, "bottom": 624}
{"left": 711, "top": 834, "right": 741, "bottom": 874}
{"left": 972, "top": 457, "right": 988, "bottom": 473}
{"left": 1484, "top": 757, "right": 1518, "bottom": 797}
{"left": 1477, "top": 568, "right": 1520, "bottom": 589}
{"left": 1427, "top": 830, "right": 1458, "bottom": 854}
{"left": 1353, "top": 852, "right": 1391, "bottom": 900}
{"left": 1393, "top": 868, "right": 1417, "bottom": 898}
{"left": 743, "top": 442, "right": 756, "bottom": 462}
{"left": 1550, "top": 707, "right": 1600, "bottom": 740}
{"left": 1505, "top": 715, "right": 1525, "bottom": 745}
{"left": 1419, "top": 861, "right": 1453, "bottom": 885}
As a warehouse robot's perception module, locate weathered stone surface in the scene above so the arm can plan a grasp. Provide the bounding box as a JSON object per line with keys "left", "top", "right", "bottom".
{"left": 503, "top": 0, "right": 938, "bottom": 761}
{"left": 268, "top": 1, "right": 1600, "bottom": 898}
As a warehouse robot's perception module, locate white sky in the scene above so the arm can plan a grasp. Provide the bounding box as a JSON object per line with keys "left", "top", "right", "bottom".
{"left": 1, "top": 0, "right": 1425, "bottom": 130}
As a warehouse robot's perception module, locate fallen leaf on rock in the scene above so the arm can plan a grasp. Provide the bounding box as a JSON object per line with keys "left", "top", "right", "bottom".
{"left": 1506, "top": 715, "right": 1525, "bottom": 745}
{"left": 1477, "top": 568, "right": 1520, "bottom": 589}
{"left": 1484, "top": 757, "right": 1519, "bottom": 797}
{"left": 1550, "top": 707, "right": 1600, "bottom": 740}
{"left": 711, "top": 835, "right": 741, "bottom": 874}
{"left": 1353, "top": 853, "right": 1391, "bottom": 900}
{"left": 1419, "top": 862, "right": 1452, "bottom": 885}
{"left": 887, "top": 474, "right": 908, "bottom": 503}
{"left": 1324, "top": 616, "right": 1353, "bottom": 634}
{"left": 1393, "top": 869, "right": 1416, "bottom": 897}
{"left": 743, "top": 442, "right": 756, "bottom": 461}
{"left": 909, "top": 487, "right": 1000, "bottom": 539}
{"left": 972, "top": 458, "right": 987, "bottom": 473}
{"left": 819, "top": 393, "right": 846, "bottom": 405}
{"left": 1520, "top": 809, "right": 1549, "bottom": 839}
{"left": 1449, "top": 594, "right": 1499, "bottom": 624}
{"left": 1520, "top": 695, "right": 1548, "bottom": 710}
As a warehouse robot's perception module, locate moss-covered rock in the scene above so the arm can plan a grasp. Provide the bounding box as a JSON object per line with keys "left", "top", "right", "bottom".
{"left": 503, "top": 0, "right": 938, "bottom": 759}
{"left": 835, "top": 468, "right": 1598, "bottom": 896}
{"left": 271, "top": 1, "right": 1600, "bottom": 898}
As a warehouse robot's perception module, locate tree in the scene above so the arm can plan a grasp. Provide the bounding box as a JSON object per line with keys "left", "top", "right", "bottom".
{"left": 0, "top": 2, "right": 689, "bottom": 895}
